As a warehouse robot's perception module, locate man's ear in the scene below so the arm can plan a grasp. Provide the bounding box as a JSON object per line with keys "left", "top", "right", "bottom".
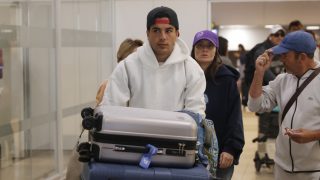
{"left": 176, "top": 30, "right": 180, "bottom": 37}
{"left": 298, "top": 53, "right": 307, "bottom": 63}
{"left": 301, "top": 53, "right": 306, "bottom": 60}
{"left": 146, "top": 30, "right": 150, "bottom": 38}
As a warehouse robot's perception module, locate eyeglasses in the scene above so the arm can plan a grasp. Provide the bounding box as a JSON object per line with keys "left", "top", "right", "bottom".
{"left": 195, "top": 43, "right": 215, "bottom": 50}
{"left": 273, "top": 31, "right": 285, "bottom": 37}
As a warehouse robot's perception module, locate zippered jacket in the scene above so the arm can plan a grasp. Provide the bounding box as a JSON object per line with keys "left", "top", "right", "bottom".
{"left": 205, "top": 65, "right": 244, "bottom": 165}
{"left": 248, "top": 64, "right": 320, "bottom": 172}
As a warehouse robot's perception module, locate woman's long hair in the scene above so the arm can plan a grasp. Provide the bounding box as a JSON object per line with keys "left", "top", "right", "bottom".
{"left": 191, "top": 45, "right": 223, "bottom": 81}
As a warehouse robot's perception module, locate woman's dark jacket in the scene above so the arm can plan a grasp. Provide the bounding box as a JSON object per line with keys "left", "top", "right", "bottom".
{"left": 205, "top": 64, "right": 245, "bottom": 165}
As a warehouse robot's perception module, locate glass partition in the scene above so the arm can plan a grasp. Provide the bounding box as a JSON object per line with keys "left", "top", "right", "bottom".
{"left": 0, "top": 0, "right": 113, "bottom": 179}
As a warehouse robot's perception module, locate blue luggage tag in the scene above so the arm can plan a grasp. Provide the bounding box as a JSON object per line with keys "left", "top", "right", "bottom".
{"left": 139, "top": 144, "right": 158, "bottom": 169}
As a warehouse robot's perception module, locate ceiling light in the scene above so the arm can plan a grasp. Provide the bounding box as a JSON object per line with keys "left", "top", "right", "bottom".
{"left": 306, "top": 26, "right": 320, "bottom": 30}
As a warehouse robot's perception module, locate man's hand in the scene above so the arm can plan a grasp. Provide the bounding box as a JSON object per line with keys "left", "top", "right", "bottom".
{"left": 249, "top": 50, "right": 272, "bottom": 99}
{"left": 219, "top": 152, "right": 234, "bottom": 169}
{"left": 285, "top": 128, "right": 320, "bottom": 143}
{"left": 255, "top": 50, "right": 272, "bottom": 73}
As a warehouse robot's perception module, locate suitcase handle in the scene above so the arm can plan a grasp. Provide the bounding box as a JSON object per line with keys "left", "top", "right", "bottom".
{"left": 114, "top": 145, "right": 186, "bottom": 156}
{"left": 114, "top": 145, "right": 157, "bottom": 154}
{"left": 114, "top": 145, "right": 165, "bottom": 154}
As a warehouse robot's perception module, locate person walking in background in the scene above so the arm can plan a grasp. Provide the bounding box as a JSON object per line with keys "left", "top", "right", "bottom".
{"left": 242, "top": 24, "right": 285, "bottom": 107}
{"left": 95, "top": 38, "right": 143, "bottom": 106}
{"left": 236, "top": 44, "right": 246, "bottom": 92}
{"left": 237, "top": 44, "right": 246, "bottom": 78}
{"left": 248, "top": 30, "right": 320, "bottom": 180}
{"left": 218, "top": 36, "right": 235, "bottom": 68}
{"left": 241, "top": 25, "right": 285, "bottom": 171}
{"left": 305, "top": 30, "right": 320, "bottom": 62}
{"left": 191, "top": 30, "right": 245, "bottom": 180}
{"left": 288, "top": 20, "right": 304, "bottom": 32}
{"left": 242, "top": 24, "right": 285, "bottom": 111}
{"left": 102, "top": 6, "right": 206, "bottom": 118}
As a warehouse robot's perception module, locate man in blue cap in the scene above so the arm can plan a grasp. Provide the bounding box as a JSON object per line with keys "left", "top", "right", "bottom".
{"left": 248, "top": 30, "right": 320, "bottom": 180}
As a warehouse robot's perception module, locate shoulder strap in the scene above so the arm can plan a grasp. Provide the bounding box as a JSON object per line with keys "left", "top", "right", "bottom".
{"left": 281, "top": 67, "right": 320, "bottom": 124}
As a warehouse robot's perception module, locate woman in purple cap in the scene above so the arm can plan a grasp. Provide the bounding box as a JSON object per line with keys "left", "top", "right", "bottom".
{"left": 191, "top": 30, "right": 245, "bottom": 180}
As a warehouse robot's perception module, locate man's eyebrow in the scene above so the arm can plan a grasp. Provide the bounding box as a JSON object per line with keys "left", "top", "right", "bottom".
{"left": 151, "top": 27, "right": 160, "bottom": 30}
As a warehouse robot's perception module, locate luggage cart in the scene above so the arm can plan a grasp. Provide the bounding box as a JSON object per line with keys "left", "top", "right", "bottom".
{"left": 252, "top": 111, "right": 279, "bottom": 172}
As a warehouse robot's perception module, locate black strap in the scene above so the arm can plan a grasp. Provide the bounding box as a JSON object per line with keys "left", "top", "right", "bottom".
{"left": 281, "top": 67, "right": 320, "bottom": 124}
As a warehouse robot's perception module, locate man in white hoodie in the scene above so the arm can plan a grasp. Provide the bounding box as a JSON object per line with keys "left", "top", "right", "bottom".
{"left": 102, "top": 6, "right": 206, "bottom": 118}
{"left": 248, "top": 30, "right": 320, "bottom": 180}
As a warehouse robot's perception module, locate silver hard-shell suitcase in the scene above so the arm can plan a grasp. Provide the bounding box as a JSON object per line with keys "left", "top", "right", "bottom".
{"left": 90, "top": 105, "right": 198, "bottom": 168}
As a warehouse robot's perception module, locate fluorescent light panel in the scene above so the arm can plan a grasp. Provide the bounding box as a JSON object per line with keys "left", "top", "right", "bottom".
{"left": 306, "top": 26, "right": 320, "bottom": 30}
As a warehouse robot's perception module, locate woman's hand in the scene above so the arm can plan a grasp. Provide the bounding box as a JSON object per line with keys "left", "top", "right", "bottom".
{"left": 219, "top": 152, "right": 234, "bottom": 168}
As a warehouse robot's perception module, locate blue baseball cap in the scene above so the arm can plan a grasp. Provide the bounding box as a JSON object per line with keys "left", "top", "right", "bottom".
{"left": 193, "top": 30, "right": 219, "bottom": 48}
{"left": 272, "top": 30, "right": 316, "bottom": 55}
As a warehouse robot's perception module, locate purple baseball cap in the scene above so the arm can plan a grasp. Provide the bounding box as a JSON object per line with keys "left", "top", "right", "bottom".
{"left": 272, "top": 30, "right": 316, "bottom": 55}
{"left": 193, "top": 30, "right": 219, "bottom": 48}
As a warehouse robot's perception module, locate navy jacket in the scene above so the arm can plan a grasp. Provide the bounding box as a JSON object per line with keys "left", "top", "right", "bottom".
{"left": 205, "top": 64, "right": 245, "bottom": 165}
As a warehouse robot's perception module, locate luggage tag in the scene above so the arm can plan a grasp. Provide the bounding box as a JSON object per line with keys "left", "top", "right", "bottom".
{"left": 139, "top": 144, "right": 158, "bottom": 169}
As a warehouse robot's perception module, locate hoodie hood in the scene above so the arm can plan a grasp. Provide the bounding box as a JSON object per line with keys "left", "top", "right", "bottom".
{"left": 137, "top": 38, "right": 190, "bottom": 69}
{"left": 215, "top": 64, "right": 240, "bottom": 80}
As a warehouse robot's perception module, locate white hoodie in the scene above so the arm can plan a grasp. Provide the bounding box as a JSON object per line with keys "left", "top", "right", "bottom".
{"left": 102, "top": 38, "right": 206, "bottom": 118}
{"left": 248, "top": 64, "right": 320, "bottom": 172}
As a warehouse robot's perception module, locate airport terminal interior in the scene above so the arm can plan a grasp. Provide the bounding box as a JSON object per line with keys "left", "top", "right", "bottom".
{"left": 0, "top": 0, "right": 319, "bottom": 179}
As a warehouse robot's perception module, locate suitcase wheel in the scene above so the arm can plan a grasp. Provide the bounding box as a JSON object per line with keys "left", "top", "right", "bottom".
{"left": 253, "top": 151, "right": 262, "bottom": 172}
{"left": 253, "top": 151, "right": 275, "bottom": 172}
{"left": 77, "top": 142, "right": 90, "bottom": 152}
{"left": 82, "top": 116, "right": 95, "bottom": 130}
{"left": 264, "top": 153, "right": 275, "bottom": 168}
{"left": 77, "top": 142, "right": 91, "bottom": 162}
{"left": 78, "top": 153, "right": 91, "bottom": 162}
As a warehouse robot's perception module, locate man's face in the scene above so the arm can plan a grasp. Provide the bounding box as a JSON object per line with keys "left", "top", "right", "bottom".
{"left": 147, "top": 23, "right": 179, "bottom": 62}
{"left": 280, "top": 51, "right": 300, "bottom": 75}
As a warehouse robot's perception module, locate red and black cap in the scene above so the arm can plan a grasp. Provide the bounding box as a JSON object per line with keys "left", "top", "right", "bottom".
{"left": 147, "top": 6, "right": 179, "bottom": 30}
